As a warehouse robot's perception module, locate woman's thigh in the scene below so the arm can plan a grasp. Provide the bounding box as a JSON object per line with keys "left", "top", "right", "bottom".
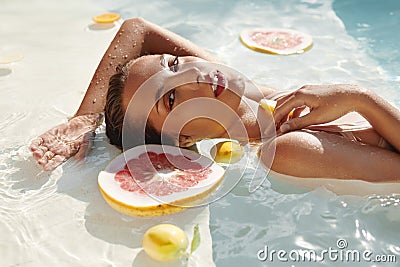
{"left": 259, "top": 130, "right": 400, "bottom": 182}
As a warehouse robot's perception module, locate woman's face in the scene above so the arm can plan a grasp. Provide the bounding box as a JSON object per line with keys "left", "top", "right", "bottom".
{"left": 122, "top": 54, "right": 245, "bottom": 146}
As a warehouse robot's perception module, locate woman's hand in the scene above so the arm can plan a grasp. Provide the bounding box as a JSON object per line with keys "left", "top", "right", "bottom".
{"left": 273, "top": 84, "right": 367, "bottom": 133}
{"left": 30, "top": 113, "right": 103, "bottom": 171}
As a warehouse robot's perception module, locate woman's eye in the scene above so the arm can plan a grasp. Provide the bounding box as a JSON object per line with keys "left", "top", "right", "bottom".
{"left": 169, "top": 56, "right": 179, "bottom": 72}
{"left": 168, "top": 90, "right": 175, "bottom": 109}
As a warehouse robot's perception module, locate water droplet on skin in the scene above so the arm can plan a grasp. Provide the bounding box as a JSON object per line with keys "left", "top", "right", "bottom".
{"left": 117, "top": 40, "right": 120, "bottom": 43}
{"left": 108, "top": 53, "right": 112, "bottom": 57}
{"left": 114, "top": 45, "right": 118, "bottom": 49}
{"left": 118, "top": 32, "right": 123, "bottom": 36}
{"left": 93, "top": 98, "right": 97, "bottom": 104}
{"left": 123, "top": 55, "right": 128, "bottom": 59}
{"left": 121, "top": 29, "right": 125, "bottom": 33}
{"left": 173, "top": 47, "right": 178, "bottom": 51}
{"left": 109, "top": 62, "right": 113, "bottom": 66}
{"left": 95, "top": 81, "right": 99, "bottom": 85}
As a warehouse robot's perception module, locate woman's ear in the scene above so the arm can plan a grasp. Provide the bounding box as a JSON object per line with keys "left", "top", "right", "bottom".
{"left": 178, "top": 135, "right": 195, "bottom": 147}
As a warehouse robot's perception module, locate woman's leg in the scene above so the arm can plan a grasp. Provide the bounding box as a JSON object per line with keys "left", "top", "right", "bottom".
{"left": 260, "top": 130, "right": 400, "bottom": 182}
{"left": 351, "top": 128, "right": 396, "bottom": 151}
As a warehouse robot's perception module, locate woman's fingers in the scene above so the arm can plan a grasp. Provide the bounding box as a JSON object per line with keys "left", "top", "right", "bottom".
{"left": 30, "top": 137, "right": 43, "bottom": 148}
{"left": 30, "top": 137, "right": 46, "bottom": 158}
{"left": 37, "top": 150, "right": 66, "bottom": 171}
{"left": 38, "top": 151, "right": 55, "bottom": 166}
{"left": 31, "top": 113, "right": 103, "bottom": 171}
{"left": 279, "top": 110, "right": 319, "bottom": 133}
{"left": 43, "top": 155, "right": 66, "bottom": 171}
{"left": 273, "top": 94, "right": 308, "bottom": 125}
{"left": 275, "top": 93, "right": 293, "bottom": 107}
{"left": 292, "top": 106, "right": 306, "bottom": 119}
{"left": 32, "top": 145, "right": 48, "bottom": 160}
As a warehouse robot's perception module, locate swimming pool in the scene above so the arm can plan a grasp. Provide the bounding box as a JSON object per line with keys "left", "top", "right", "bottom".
{"left": 1, "top": 0, "right": 399, "bottom": 266}
{"left": 101, "top": 0, "right": 400, "bottom": 266}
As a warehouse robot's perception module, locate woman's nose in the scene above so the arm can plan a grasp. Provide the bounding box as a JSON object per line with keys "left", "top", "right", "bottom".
{"left": 165, "top": 67, "right": 203, "bottom": 90}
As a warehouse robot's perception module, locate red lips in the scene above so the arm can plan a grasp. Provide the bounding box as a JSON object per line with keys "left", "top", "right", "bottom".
{"left": 205, "top": 71, "right": 226, "bottom": 97}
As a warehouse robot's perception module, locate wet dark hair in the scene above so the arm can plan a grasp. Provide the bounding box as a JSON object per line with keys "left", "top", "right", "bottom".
{"left": 105, "top": 62, "right": 162, "bottom": 149}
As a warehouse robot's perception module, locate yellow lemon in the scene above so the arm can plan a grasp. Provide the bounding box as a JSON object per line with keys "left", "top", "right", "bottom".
{"left": 92, "top": 13, "right": 121, "bottom": 23}
{"left": 259, "top": 99, "right": 277, "bottom": 113}
{"left": 259, "top": 99, "right": 294, "bottom": 117}
{"left": 142, "top": 224, "right": 189, "bottom": 262}
{"left": 213, "top": 141, "right": 244, "bottom": 164}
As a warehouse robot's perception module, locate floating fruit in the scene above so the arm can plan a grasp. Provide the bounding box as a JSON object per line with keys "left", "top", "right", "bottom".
{"left": 212, "top": 141, "right": 244, "bottom": 164}
{"left": 259, "top": 99, "right": 278, "bottom": 113}
{"left": 240, "top": 28, "right": 313, "bottom": 55}
{"left": 98, "top": 145, "right": 225, "bottom": 216}
{"left": 92, "top": 13, "right": 121, "bottom": 23}
{"left": 260, "top": 98, "right": 294, "bottom": 117}
{"left": 0, "top": 51, "right": 23, "bottom": 64}
{"left": 142, "top": 224, "right": 189, "bottom": 262}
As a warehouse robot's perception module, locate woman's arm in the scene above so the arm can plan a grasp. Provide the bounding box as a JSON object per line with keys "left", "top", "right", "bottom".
{"left": 76, "top": 17, "right": 216, "bottom": 116}
{"left": 273, "top": 84, "right": 400, "bottom": 152}
{"left": 31, "top": 17, "right": 216, "bottom": 170}
{"left": 357, "top": 89, "right": 400, "bottom": 151}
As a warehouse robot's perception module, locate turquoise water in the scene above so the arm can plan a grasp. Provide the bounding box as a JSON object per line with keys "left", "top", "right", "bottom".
{"left": 0, "top": 0, "right": 395, "bottom": 266}
{"left": 333, "top": 0, "right": 400, "bottom": 82}
{"left": 95, "top": 0, "right": 400, "bottom": 266}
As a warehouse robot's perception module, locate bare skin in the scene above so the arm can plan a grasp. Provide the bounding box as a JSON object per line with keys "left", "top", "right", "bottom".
{"left": 30, "top": 114, "right": 103, "bottom": 170}
{"left": 30, "top": 18, "right": 400, "bottom": 182}
{"left": 265, "top": 85, "right": 400, "bottom": 182}
{"left": 30, "top": 18, "right": 219, "bottom": 170}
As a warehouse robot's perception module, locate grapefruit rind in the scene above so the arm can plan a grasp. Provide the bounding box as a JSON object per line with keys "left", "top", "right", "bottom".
{"left": 98, "top": 145, "right": 225, "bottom": 216}
{"left": 240, "top": 28, "right": 313, "bottom": 55}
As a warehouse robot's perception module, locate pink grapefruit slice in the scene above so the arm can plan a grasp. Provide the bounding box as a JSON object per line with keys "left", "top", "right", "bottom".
{"left": 240, "top": 28, "right": 313, "bottom": 55}
{"left": 98, "top": 145, "right": 225, "bottom": 216}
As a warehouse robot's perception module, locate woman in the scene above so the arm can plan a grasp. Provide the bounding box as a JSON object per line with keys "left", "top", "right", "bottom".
{"left": 30, "top": 18, "right": 400, "bottom": 181}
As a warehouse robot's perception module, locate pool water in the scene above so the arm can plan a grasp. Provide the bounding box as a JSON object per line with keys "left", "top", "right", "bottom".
{"left": 1, "top": 0, "right": 399, "bottom": 266}
{"left": 333, "top": 0, "right": 400, "bottom": 82}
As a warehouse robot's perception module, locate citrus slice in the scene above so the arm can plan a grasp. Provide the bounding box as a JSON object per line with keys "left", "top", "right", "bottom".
{"left": 240, "top": 28, "right": 313, "bottom": 55}
{"left": 211, "top": 141, "right": 244, "bottom": 164}
{"left": 260, "top": 98, "right": 294, "bottom": 117}
{"left": 0, "top": 51, "right": 23, "bottom": 64}
{"left": 92, "top": 13, "right": 121, "bottom": 23}
{"left": 259, "top": 99, "right": 278, "bottom": 113}
{"left": 98, "top": 144, "right": 225, "bottom": 216}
